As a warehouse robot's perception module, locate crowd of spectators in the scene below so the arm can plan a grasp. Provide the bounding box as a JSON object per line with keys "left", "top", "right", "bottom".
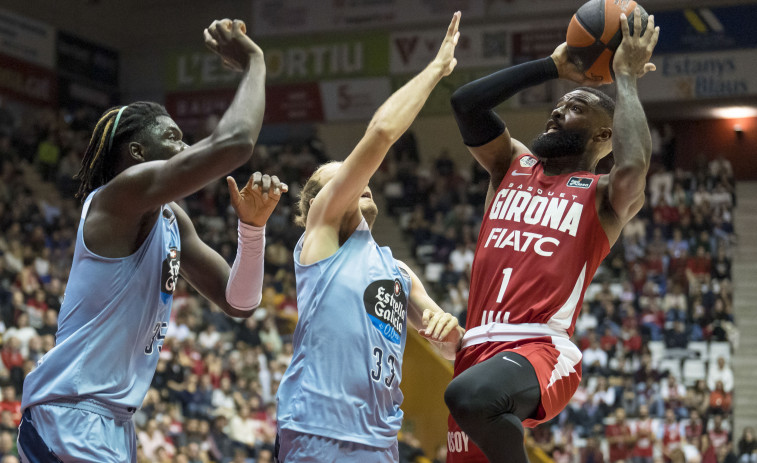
{"left": 0, "top": 96, "right": 747, "bottom": 463}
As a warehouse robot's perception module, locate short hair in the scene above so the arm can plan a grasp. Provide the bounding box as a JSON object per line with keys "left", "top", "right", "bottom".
{"left": 294, "top": 161, "right": 341, "bottom": 227}
{"left": 574, "top": 86, "right": 615, "bottom": 119}
{"left": 74, "top": 102, "right": 170, "bottom": 201}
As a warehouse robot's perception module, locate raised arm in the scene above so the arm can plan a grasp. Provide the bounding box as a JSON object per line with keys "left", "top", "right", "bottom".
{"left": 101, "top": 19, "right": 266, "bottom": 217}
{"left": 450, "top": 43, "right": 599, "bottom": 196}
{"left": 309, "top": 13, "right": 460, "bottom": 230}
{"left": 179, "top": 172, "right": 287, "bottom": 319}
{"left": 601, "top": 10, "right": 660, "bottom": 238}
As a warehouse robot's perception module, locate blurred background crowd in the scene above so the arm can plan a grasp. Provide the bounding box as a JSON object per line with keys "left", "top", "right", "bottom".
{"left": 0, "top": 98, "right": 745, "bottom": 463}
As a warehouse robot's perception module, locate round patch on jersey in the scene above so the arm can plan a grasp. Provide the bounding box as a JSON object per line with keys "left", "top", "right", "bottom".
{"left": 520, "top": 156, "right": 537, "bottom": 167}
{"left": 363, "top": 279, "right": 407, "bottom": 344}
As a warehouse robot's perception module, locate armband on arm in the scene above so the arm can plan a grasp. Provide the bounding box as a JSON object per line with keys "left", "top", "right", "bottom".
{"left": 225, "top": 220, "right": 265, "bottom": 313}
{"left": 450, "top": 57, "right": 558, "bottom": 147}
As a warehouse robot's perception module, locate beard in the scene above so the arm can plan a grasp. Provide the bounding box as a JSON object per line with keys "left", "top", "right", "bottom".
{"left": 530, "top": 128, "right": 590, "bottom": 159}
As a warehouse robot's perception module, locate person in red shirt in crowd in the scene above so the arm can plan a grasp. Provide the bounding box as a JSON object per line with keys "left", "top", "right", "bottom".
{"left": 0, "top": 337, "right": 23, "bottom": 371}
{"left": 661, "top": 408, "right": 682, "bottom": 462}
{"left": 632, "top": 404, "right": 657, "bottom": 463}
{"left": 687, "top": 245, "right": 712, "bottom": 279}
{"left": 599, "top": 327, "right": 618, "bottom": 356}
{"left": 700, "top": 433, "right": 718, "bottom": 463}
{"left": 708, "top": 380, "right": 732, "bottom": 415}
{"left": 0, "top": 385, "right": 21, "bottom": 426}
{"left": 622, "top": 325, "right": 643, "bottom": 356}
{"left": 708, "top": 413, "right": 731, "bottom": 455}
{"left": 684, "top": 408, "right": 705, "bottom": 444}
{"left": 579, "top": 435, "right": 605, "bottom": 463}
{"left": 606, "top": 407, "right": 634, "bottom": 462}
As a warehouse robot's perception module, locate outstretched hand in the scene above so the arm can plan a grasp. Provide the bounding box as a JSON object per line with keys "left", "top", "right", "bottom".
{"left": 227, "top": 172, "right": 288, "bottom": 227}
{"left": 419, "top": 308, "right": 462, "bottom": 347}
{"left": 433, "top": 11, "right": 461, "bottom": 77}
{"left": 204, "top": 18, "right": 264, "bottom": 72}
{"left": 613, "top": 8, "right": 660, "bottom": 79}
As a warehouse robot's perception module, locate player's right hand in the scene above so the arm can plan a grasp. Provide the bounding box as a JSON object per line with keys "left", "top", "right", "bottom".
{"left": 227, "top": 172, "right": 288, "bottom": 227}
{"left": 204, "top": 19, "right": 264, "bottom": 72}
{"left": 550, "top": 43, "right": 604, "bottom": 87}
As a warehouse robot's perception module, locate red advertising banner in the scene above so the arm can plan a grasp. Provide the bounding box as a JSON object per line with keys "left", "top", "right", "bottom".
{"left": 166, "top": 82, "right": 324, "bottom": 135}
{"left": 165, "top": 88, "right": 236, "bottom": 136}
{"left": 264, "top": 82, "right": 324, "bottom": 124}
{"left": 0, "top": 53, "right": 57, "bottom": 106}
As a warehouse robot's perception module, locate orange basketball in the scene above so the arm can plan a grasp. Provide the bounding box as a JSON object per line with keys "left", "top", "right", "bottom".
{"left": 566, "top": 0, "right": 648, "bottom": 83}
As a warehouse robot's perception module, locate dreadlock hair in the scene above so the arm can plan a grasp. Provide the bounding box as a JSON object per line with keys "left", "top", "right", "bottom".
{"left": 74, "top": 101, "right": 170, "bottom": 201}
{"left": 575, "top": 87, "right": 615, "bottom": 119}
{"left": 294, "top": 161, "right": 342, "bottom": 227}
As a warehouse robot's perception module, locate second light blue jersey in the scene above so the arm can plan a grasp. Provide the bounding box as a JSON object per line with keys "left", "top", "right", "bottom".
{"left": 22, "top": 189, "right": 181, "bottom": 412}
{"left": 277, "top": 219, "right": 411, "bottom": 449}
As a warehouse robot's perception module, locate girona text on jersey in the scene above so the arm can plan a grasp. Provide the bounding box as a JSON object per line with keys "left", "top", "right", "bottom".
{"left": 484, "top": 184, "right": 584, "bottom": 257}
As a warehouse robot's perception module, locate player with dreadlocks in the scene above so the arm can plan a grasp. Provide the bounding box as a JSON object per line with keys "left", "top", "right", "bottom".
{"left": 18, "top": 19, "right": 284, "bottom": 463}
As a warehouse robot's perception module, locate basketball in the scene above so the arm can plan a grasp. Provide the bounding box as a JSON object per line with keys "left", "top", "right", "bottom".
{"left": 566, "top": 0, "right": 648, "bottom": 83}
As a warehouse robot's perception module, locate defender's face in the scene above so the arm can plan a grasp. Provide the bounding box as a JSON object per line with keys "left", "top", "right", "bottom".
{"left": 142, "top": 115, "right": 188, "bottom": 161}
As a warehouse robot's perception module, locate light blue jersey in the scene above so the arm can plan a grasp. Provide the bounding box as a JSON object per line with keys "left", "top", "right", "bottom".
{"left": 277, "top": 219, "right": 411, "bottom": 449}
{"left": 22, "top": 188, "right": 181, "bottom": 412}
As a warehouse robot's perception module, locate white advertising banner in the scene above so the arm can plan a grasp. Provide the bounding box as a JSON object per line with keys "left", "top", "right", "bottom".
{"left": 252, "top": 0, "right": 486, "bottom": 36}
{"left": 252, "top": 0, "right": 706, "bottom": 37}
{"left": 638, "top": 49, "right": 757, "bottom": 102}
{"left": 0, "top": 7, "right": 55, "bottom": 68}
{"left": 320, "top": 77, "right": 392, "bottom": 122}
{"left": 390, "top": 24, "right": 510, "bottom": 74}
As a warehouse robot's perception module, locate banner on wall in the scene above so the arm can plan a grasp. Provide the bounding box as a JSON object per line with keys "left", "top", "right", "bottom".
{"left": 265, "top": 82, "right": 324, "bottom": 123}
{"left": 653, "top": 4, "right": 757, "bottom": 54}
{"left": 0, "top": 7, "right": 55, "bottom": 68}
{"left": 56, "top": 31, "right": 119, "bottom": 109}
{"left": 167, "top": 32, "right": 389, "bottom": 90}
{"left": 251, "top": 0, "right": 712, "bottom": 37}
{"left": 390, "top": 24, "right": 509, "bottom": 74}
{"left": 638, "top": 49, "right": 757, "bottom": 102}
{"left": 260, "top": 32, "right": 389, "bottom": 84}
{"left": 319, "top": 77, "right": 391, "bottom": 122}
{"left": 0, "top": 53, "right": 58, "bottom": 106}
{"left": 252, "top": 0, "right": 486, "bottom": 36}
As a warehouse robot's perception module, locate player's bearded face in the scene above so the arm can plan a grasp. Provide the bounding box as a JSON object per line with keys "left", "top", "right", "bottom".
{"left": 530, "top": 128, "right": 590, "bottom": 159}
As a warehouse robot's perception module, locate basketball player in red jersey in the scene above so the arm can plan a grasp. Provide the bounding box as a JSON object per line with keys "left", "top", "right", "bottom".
{"left": 444, "top": 9, "right": 659, "bottom": 463}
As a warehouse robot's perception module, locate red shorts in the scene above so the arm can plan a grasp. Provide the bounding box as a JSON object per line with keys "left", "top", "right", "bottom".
{"left": 446, "top": 336, "right": 582, "bottom": 463}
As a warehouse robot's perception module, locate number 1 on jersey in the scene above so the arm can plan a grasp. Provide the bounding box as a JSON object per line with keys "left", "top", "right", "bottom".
{"left": 496, "top": 268, "right": 513, "bottom": 303}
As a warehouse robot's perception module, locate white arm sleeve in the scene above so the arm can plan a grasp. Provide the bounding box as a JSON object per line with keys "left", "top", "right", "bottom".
{"left": 225, "top": 220, "right": 265, "bottom": 312}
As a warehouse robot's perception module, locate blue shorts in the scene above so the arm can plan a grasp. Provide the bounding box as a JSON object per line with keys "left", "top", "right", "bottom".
{"left": 18, "top": 401, "right": 136, "bottom": 463}
{"left": 276, "top": 428, "right": 398, "bottom": 463}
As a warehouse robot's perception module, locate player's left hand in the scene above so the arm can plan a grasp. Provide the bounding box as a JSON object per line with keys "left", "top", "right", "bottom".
{"left": 613, "top": 8, "right": 660, "bottom": 79}
{"left": 419, "top": 308, "right": 462, "bottom": 346}
{"left": 227, "top": 172, "right": 288, "bottom": 227}
{"left": 432, "top": 11, "right": 461, "bottom": 77}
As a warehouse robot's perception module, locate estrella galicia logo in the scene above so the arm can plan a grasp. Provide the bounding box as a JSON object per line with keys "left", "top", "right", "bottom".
{"left": 145, "top": 321, "right": 167, "bottom": 355}
{"left": 161, "top": 247, "right": 181, "bottom": 303}
{"left": 363, "top": 279, "right": 407, "bottom": 345}
{"left": 567, "top": 176, "right": 593, "bottom": 189}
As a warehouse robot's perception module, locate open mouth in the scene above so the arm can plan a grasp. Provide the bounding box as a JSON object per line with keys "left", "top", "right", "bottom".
{"left": 361, "top": 192, "right": 372, "bottom": 199}
{"left": 545, "top": 120, "right": 560, "bottom": 133}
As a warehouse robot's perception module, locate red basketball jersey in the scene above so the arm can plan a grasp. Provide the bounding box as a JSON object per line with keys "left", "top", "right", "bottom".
{"left": 465, "top": 153, "right": 610, "bottom": 340}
